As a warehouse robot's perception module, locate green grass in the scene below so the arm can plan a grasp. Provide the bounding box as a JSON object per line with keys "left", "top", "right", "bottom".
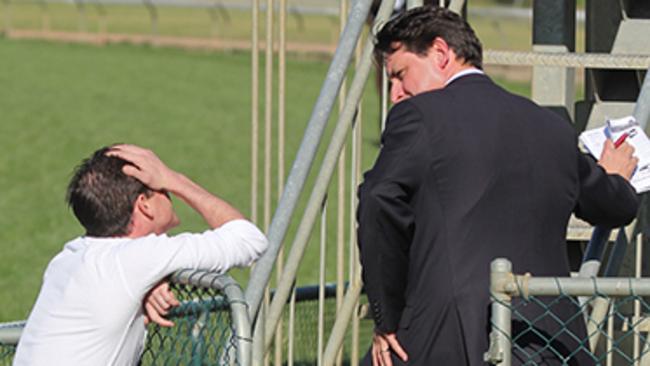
{"left": 0, "top": 37, "right": 380, "bottom": 321}
{"left": 0, "top": 37, "right": 530, "bottom": 322}
{"left": 0, "top": 22, "right": 532, "bottom": 322}
{"left": 1, "top": 1, "right": 585, "bottom": 52}
{"left": 1, "top": 3, "right": 343, "bottom": 45}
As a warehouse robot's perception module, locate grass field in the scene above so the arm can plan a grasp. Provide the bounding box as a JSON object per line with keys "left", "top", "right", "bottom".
{"left": 0, "top": 37, "right": 345, "bottom": 321}
{"left": 1, "top": 3, "right": 345, "bottom": 47}
{"left": 0, "top": 3, "right": 544, "bottom": 48}
{"left": 0, "top": 3, "right": 535, "bottom": 323}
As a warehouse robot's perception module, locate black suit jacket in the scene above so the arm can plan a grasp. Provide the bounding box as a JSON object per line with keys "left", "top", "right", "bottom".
{"left": 357, "top": 74, "right": 639, "bottom": 365}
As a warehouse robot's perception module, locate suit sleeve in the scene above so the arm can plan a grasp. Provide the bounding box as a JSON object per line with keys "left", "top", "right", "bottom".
{"left": 357, "top": 101, "right": 423, "bottom": 333}
{"left": 574, "top": 153, "right": 639, "bottom": 227}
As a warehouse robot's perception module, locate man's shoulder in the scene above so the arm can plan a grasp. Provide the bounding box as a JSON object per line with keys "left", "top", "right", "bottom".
{"left": 406, "top": 74, "right": 495, "bottom": 107}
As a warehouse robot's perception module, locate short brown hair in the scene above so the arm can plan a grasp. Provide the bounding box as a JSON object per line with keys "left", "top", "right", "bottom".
{"left": 374, "top": 6, "right": 482, "bottom": 69}
{"left": 66, "top": 146, "right": 152, "bottom": 237}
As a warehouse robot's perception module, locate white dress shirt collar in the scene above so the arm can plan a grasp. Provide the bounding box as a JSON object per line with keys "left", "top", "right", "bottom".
{"left": 445, "top": 68, "right": 484, "bottom": 86}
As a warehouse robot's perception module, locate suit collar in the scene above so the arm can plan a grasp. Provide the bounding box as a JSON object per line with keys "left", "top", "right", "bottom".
{"left": 445, "top": 71, "right": 490, "bottom": 88}
{"left": 445, "top": 68, "right": 485, "bottom": 86}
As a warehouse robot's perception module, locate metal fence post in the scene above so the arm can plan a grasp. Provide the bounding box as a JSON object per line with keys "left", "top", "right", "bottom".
{"left": 252, "top": 301, "right": 266, "bottom": 366}
{"left": 0, "top": 322, "right": 24, "bottom": 345}
{"left": 251, "top": 0, "right": 260, "bottom": 225}
{"left": 485, "top": 258, "right": 512, "bottom": 366}
{"left": 220, "top": 280, "right": 253, "bottom": 366}
{"left": 261, "top": 0, "right": 395, "bottom": 353}
{"left": 263, "top": 0, "right": 273, "bottom": 234}
{"left": 245, "top": 0, "right": 374, "bottom": 322}
{"left": 322, "top": 271, "right": 362, "bottom": 366}
{"left": 171, "top": 270, "right": 252, "bottom": 366}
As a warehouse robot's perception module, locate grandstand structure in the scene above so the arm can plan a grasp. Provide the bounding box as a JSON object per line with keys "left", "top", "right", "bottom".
{"left": 2, "top": 0, "right": 650, "bottom": 365}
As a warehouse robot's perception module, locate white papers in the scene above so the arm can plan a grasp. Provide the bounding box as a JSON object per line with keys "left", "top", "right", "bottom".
{"left": 579, "top": 116, "right": 650, "bottom": 193}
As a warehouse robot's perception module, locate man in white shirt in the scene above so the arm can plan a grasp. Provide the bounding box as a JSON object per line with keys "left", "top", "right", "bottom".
{"left": 14, "top": 144, "right": 268, "bottom": 366}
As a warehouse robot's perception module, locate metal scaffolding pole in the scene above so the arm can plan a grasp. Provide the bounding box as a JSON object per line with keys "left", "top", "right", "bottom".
{"left": 261, "top": 0, "right": 396, "bottom": 354}
{"left": 336, "top": 1, "right": 348, "bottom": 364}
{"left": 245, "top": 0, "right": 374, "bottom": 321}
{"left": 273, "top": 0, "right": 286, "bottom": 363}
{"left": 250, "top": 0, "right": 260, "bottom": 224}
{"left": 263, "top": 0, "right": 273, "bottom": 233}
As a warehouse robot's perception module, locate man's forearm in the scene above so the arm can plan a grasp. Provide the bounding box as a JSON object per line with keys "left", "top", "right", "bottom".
{"left": 168, "top": 172, "right": 244, "bottom": 228}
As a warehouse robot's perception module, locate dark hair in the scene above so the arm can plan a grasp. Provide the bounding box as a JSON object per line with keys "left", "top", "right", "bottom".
{"left": 66, "top": 146, "right": 151, "bottom": 237}
{"left": 374, "top": 6, "right": 482, "bottom": 69}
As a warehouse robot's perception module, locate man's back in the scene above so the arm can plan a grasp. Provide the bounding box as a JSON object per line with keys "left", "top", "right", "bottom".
{"left": 358, "top": 73, "right": 638, "bottom": 365}
{"left": 14, "top": 145, "right": 269, "bottom": 365}
{"left": 16, "top": 237, "right": 149, "bottom": 365}
{"left": 16, "top": 219, "right": 267, "bottom": 366}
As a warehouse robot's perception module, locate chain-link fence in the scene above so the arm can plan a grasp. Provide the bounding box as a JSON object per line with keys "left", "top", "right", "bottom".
{"left": 0, "top": 279, "right": 374, "bottom": 365}
{"left": 487, "top": 258, "right": 650, "bottom": 365}
{"left": 270, "top": 284, "right": 375, "bottom": 365}
{"left": 0, "top": 271, "right": 251, "bottom": 366}
{"left": 140, "top": 270, "right": 251, "bottom": 365}
{"left": 0, "top": 343, "right": 16, "bottom": 366}
{"left": 0, "top": 321, "right": 24, "bottom": 366}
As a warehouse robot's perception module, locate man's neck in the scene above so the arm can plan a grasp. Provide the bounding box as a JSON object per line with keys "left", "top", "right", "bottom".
{"left": 126, "top": 220, "right": 156, "bottom": 238}
{"left": 445, "top": 64, "right": 482, "bottom": 86}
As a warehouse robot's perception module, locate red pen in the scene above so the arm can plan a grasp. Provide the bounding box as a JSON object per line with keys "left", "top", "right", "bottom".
{"left": 614, "top": 133, "right": 629, "bottom": 148}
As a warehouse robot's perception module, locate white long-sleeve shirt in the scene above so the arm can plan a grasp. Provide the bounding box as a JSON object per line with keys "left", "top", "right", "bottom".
{"left": 14, "top": 219, "right": 268, "bottom": 366}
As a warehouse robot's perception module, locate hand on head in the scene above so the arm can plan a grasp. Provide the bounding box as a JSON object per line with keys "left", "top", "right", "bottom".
{"left": 106, "top": 144, "right": 179, "bottom": 192}
{"left": 598, "top": 140, "right": 638, "bottom": 181}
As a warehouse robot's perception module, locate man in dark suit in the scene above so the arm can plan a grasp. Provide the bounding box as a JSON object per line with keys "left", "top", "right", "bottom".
{"left": 357, "top": 6, "right": 639, "bottom": 366}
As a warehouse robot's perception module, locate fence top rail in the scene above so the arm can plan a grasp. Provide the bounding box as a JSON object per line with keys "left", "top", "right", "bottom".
{"left": 503, "top": 275, "right": 650, "bottom": 297}
{"left": 491, "top": 259, "right": 650, "bottom": 298}
{"left": 172, "top": 268, "right": 242, "bottom": 293}
{"left": 484, "top": 50, "right": 650, "bottom": 69}
{"left": 0, "top": 321, "right": 26, "bottom": 345}
{"left": 0, "top": 270, "right": 242, "bottom": 346}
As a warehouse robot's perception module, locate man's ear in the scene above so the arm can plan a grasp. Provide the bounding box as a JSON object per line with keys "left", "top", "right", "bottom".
{"left": 429, "top": 37, "right": 451, "bottom": 69}
{"left": 135, "top": 193, "right": 154, "bottom": 220}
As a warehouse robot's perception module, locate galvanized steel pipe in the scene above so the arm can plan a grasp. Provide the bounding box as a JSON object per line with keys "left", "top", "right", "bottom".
{"left": 322, "top": 271, "right": 363, "bottom": 366}
{"left": 244, "top": 0, "right": 375, "bottom": 320}
{"left": 261, "top": 0, "right": 396, "bottom": 352}
{"left": 250, "top": 0, "right": 259, "bottom": 224}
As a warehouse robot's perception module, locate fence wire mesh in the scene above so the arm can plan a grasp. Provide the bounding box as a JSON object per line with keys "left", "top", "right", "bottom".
{"left": 270, "top": 285, "right": 375, "bottom": 365}
{"left": 282, "top": 298, "right": 374, "bottom": 364}
{"left": 495, "top": 293, "right": 650, "bottom": 365}
{"left": 489, "top": 259, "right": 650, "bottom": 365}
{"left": 140, "top": 272, "right": 241, "bottom": 365}
{"left": 0, "top": 321, "right": 24, "bottom": 365}
{"left": 0, "top": 343, "right": 15, "bottom": 366}
{"left": 0, "top": 281, "right": 375, "bottom": 365}
{"left": 0, "top": 272, "right": 244, "bottom": 366}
